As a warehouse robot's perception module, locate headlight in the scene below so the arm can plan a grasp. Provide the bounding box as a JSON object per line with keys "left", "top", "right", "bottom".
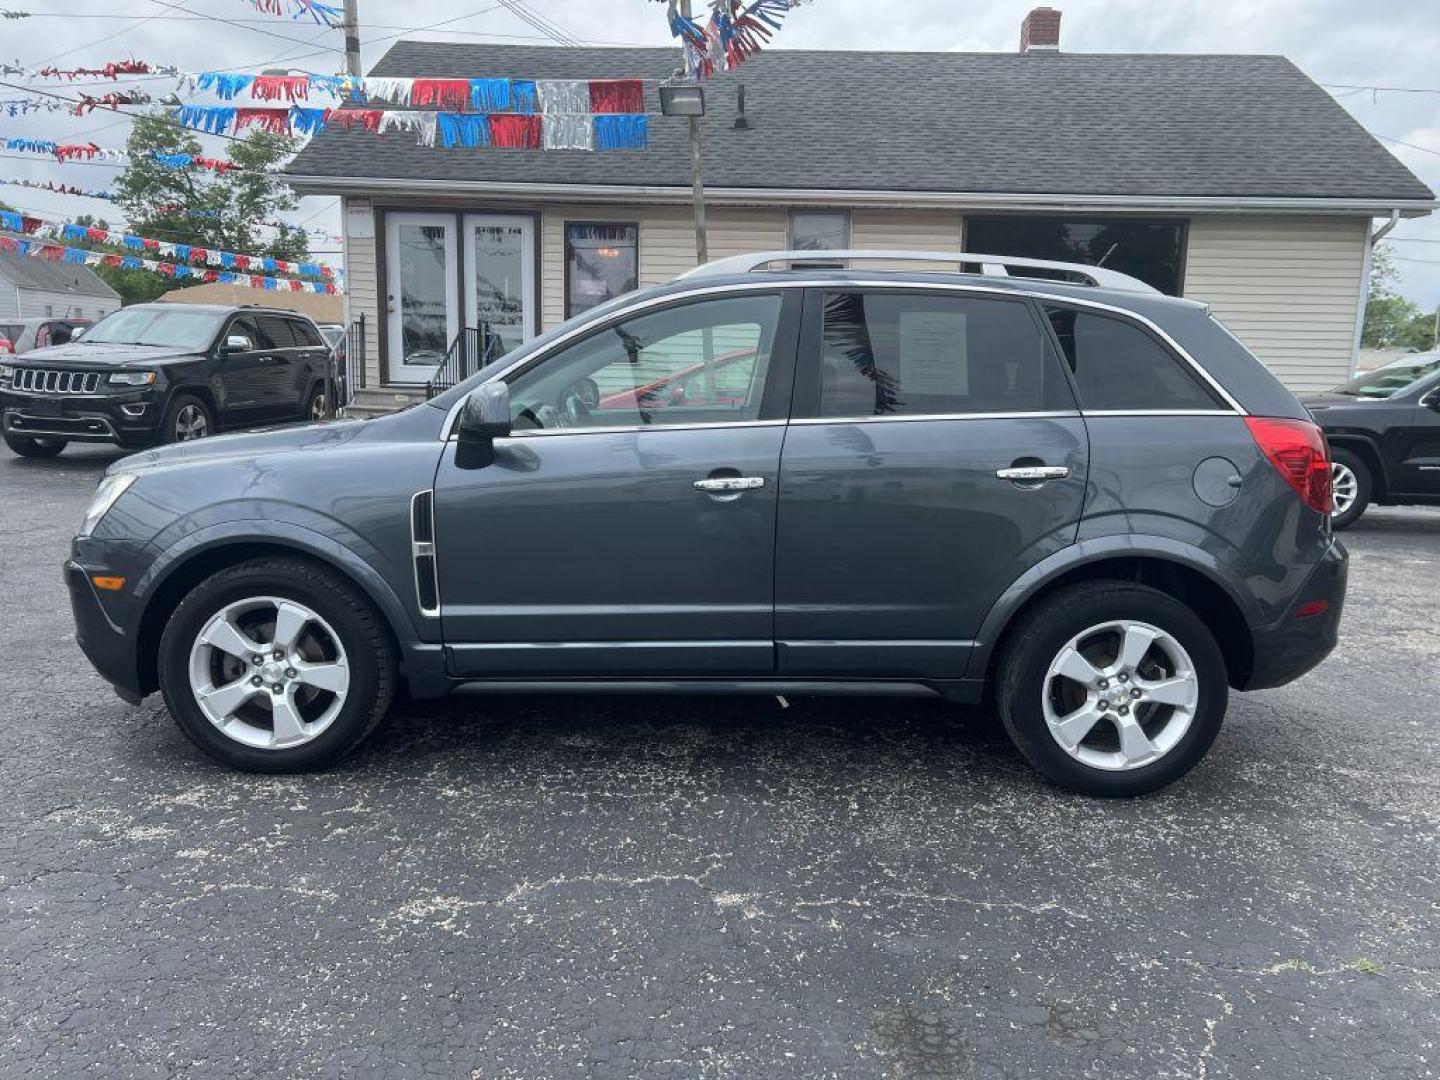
{"left": 108, "top": 371, "right": 156, "bottom": 386}
{"left": 79, "top": 473, "right": 137, "bottom": 537}
{"left": 0, "top": 363, "right": 13, "bottom": 386}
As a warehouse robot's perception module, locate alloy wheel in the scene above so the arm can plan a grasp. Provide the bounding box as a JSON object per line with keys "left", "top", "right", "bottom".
{"left": 1330, "top": 462, "right": 1358, "bottom": 518}
{"left": 1041, "top": 620, "right": 1199, "bottom": 771}
{"left": 175, "top": 404, "right": 209, "bottom": 441}
{"left": 310, "top": 393, "right": 327, "bottom": 420}
{"left": 187, "top": 596, "right": 350, "bottom": 750}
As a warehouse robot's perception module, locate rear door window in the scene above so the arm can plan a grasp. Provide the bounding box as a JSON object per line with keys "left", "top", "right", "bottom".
{"left": 816, "top": 291, "right": 1074, "bottom": 417}
{"left": 1044, "top": 305, "right": 1223, "bottom": 411}
{"left": 290, "top": 320, "right": 325, "bottom": 348}
{"left": 257, "top": 316, "right": 299, "bottom": 350}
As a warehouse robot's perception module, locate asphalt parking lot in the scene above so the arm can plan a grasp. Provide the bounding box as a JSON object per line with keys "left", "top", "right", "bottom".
{"left": 1, "top": 444, "right": 1436, "bottom": 1079}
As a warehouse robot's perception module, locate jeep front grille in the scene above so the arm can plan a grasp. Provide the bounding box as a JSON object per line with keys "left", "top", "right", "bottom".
{"left": 13, "top": 369, "right": 102, "bottom": 394}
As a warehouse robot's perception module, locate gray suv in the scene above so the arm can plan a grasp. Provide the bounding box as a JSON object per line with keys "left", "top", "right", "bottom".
{"left": 65, "top": 252, "right": 1345, "bottom": 796}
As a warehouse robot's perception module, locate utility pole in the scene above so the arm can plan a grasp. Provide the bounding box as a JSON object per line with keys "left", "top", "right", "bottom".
{"left": 342, "top": 0, "right": 362, "bottom": 79}
{"left": 680, "top": 0, "right": 708, "bottom": 265}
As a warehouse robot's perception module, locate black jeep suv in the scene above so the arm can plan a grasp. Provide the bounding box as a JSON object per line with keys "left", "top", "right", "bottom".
{"left": 1302, "top": 352, "right": 1440, "bottom": 528}
{"left": 0, "top": 303, "right": 333, "bottom": 457}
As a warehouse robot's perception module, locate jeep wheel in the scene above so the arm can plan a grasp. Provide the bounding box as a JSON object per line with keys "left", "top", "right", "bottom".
{"left": 997, "top": 581, "right": 1228, "bottom": 797}
{"left": 4, "top": 433, "right": 66, "bottom": 458}
{"left": 158, "top": 557, "right": 396, "bottom": 772}
{"left": 163, "top": 394, "right": 213, "bottom": 443}
{"left": 1329, "top": 449, "right": 1370, "bottom": 530}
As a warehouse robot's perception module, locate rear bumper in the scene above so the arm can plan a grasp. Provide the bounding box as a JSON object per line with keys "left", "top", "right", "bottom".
{"left": 1239, "top": 539, "right": 1348, "bottom": 691}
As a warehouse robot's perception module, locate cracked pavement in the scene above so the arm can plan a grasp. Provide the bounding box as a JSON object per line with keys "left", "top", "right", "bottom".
{"left": 2, "top": 445, "right": 1437, "bottom": 1078}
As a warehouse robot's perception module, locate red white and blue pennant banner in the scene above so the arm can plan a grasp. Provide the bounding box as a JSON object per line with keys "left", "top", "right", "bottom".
{"left": 3, "top": 138, "right": 241, "bottom": 173}
{"left": 664, "top": 0, "right": 808, "bottom": 80}
{"left": 0, "top": 208, "right": 337, "bottom": 281}
{"left": 242, "top": 0, "right": 343, "bottom": 28}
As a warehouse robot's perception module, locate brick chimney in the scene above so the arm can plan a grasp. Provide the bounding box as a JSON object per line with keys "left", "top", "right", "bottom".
{"left": 1020, "top": 7, "right": 1062, "bottom": 53}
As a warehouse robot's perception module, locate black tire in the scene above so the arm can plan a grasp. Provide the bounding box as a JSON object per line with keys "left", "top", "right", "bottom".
{"left": 1329, "top": 447, "right": 1371, "bottom": 531}
{"left": 996, "top": 581, "right": 1228, "bottom": 797}
{"left": 305, "top": 384, "right": 328, "bottom": 422}
{"left": 161, "top": 393, "right": 214, "bottom": 444}
{"left": 157, "top": 557, "right": 396, "bottom": 772}
{"left": 3, "top": 433, "right": 66, "bottom": 458}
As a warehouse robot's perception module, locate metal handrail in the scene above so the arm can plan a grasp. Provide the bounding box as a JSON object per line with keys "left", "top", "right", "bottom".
{"left": 677, "top": 250, "right": 1160, "bottom": 294}
{"left": 426, "top": 324, "right": 500, "bottom": 399}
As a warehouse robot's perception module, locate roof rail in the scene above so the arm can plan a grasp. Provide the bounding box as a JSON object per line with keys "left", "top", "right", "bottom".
{"left": 677, "top": 250, "right": 1160, "bottom": 294}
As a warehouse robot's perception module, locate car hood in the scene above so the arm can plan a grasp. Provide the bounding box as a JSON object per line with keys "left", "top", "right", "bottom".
{"left": 114, "top": 418, "right": 366, "bottom": 474}
{"left": 14, "top": 342, "right": 199, "bottom": 368}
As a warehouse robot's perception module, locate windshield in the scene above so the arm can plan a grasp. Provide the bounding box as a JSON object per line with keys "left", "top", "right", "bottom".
{"left": 80, "top": 307, "right": 226, "bottom": 349}
{"left": 1335, "top": 354, "right": 1440, "bottom": 398}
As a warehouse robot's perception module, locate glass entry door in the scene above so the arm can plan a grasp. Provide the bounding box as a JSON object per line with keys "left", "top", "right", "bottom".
{"left": 464, "top": 214, "right": 535, "bottom": 359}
{"left": 385, "top": 212, "right": 459, "bottom": 385}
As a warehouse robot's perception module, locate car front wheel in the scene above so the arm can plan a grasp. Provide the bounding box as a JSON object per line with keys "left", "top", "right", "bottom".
{"left": 997, "top": 581, "right": 1228, "bottom": 797}
{"left": 3, "top": 433, "right": 66, "bottom": 458}
{"left": 163, "top": 394, "right": 213, "bottom": 444}
{"left": 157, "top": 557, "right": 396, "bottom": 771}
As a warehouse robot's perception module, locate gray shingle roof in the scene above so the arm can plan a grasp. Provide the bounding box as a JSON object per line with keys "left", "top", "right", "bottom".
{"left": 286, "top": 43, "right": 1433, "bottom": 203}
{"left": 0, "top": 240, "right": 123, "bottom": 298}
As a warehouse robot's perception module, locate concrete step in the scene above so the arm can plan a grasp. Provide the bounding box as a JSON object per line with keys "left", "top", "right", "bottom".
{"left": 340, "top": 387, "right": 427, "bottom": 418}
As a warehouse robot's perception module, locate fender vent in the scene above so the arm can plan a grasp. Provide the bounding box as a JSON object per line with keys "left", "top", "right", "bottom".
{"left": 410, "top": 490, "right": 439, "bottom": 616}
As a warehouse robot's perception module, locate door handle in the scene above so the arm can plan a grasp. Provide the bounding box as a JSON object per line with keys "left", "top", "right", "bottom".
{"left": 995, "top": 465, "right": 1070, "bottom": 482}
{"left": 693, "top": 476, "right": 766, "bottom": 493}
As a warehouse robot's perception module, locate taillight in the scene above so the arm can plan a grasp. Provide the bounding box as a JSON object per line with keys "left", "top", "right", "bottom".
{"left": 1245, "top": 416, "right": 1333, "bottom": 515}
{"left": 0, "top": 339, "right": 13, "bottom": 355}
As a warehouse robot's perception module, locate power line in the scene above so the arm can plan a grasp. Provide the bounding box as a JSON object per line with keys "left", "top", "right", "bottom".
{"left": 146, "top": 0, "right": 337, "bottom": 54}
{"left": 1374, "top": 134, "right": 1440, "bottom": 158}
{"left": 1323, "top": 82, "right": 1440, "bottom": 96}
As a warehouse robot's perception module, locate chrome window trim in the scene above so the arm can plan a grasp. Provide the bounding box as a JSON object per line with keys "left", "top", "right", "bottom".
{"left": 789, "top": 410, "right": 1081, "bottom": 426}
{"left": 501, "top": 418, "right": 786, "bottom": 439}
{"left": 440, "top": 277, "right": 1246, "bottom": 439}
{"left": 1081, "top": 409, "right": 1240, "bottom": 418}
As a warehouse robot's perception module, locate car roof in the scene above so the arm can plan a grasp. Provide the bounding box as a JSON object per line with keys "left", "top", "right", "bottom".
{"left": 129, "top": 302, "right": 321, "bottom": 320}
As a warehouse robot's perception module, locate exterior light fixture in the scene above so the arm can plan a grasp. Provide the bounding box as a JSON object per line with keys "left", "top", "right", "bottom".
{"left": 659, "top": 83, "right": 706, "bottom": 117}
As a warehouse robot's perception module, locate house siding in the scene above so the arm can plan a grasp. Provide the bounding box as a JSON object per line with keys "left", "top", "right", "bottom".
{"left": 0, "top": 284, "right": 118, "bottom": 321}
{"left": 340, "top": 197, "right": 382, "bottom": 385}
{"left": 1181, "top": 214, "right": 1370, "bottom": 393}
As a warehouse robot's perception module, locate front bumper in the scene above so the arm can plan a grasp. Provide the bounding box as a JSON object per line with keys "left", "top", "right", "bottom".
{"left": 1240, "top": 539, "right": 1348, "bottom": 691}
{"left": 65, "top": 542, "right": 150, "bottom": 703}
{"left": 2, "top": 388, "right": 163, "bottom": 448}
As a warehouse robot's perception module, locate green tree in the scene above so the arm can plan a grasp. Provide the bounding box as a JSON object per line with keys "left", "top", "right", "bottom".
{"left": 97, "top": 114, "right": 311, "bottom": 304}
{"left": 1362, "top": 245, "right": 1437, "bottom": 350}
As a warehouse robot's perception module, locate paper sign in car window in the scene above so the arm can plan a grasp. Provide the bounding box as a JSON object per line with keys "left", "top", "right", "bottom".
{"left": 898, "top": 308, "right": 968, "bottom": 398}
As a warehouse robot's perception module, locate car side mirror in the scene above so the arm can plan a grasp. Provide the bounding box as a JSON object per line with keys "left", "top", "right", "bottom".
{"left": 1423, "top": 389, "right": 1440, "bottom": 411}
{"left": 223, "top": 335, "right": 251, "bottom": 354}
{"left": 457, "top": 381, "right": 512, "bottom": 443}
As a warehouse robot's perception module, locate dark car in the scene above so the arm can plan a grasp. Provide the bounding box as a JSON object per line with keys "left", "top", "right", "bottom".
{"left": 0, "top": 303, "right": 333, "bottom": 458}
{"left": 1302, "top": 353, "right": 1440, "bottom": 528}
{"left": 64, "top": 251, "right": 1346, "bottom": 797}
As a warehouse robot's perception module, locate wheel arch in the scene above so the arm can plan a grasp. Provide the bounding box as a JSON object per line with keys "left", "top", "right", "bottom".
{"left": 132, "top": 527, "right": 420, "bottom": 696}
{"left": 1326, "top": 434, "right": 1388, "bottom": 501}
{"left": 973, "top": 541, "right": 1257, "bottom": 691}
{"left": 166, "top": 384, "right": 220, "bottom": 429}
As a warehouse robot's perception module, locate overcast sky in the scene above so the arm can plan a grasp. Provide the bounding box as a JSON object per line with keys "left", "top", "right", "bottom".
{"left": 3, "top": 0, "right": 1438, "bottom": 306}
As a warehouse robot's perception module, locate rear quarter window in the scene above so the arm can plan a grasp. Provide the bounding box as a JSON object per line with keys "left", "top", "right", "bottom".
{"left": 1044, "top": 305, "right": 1224, "bottom": 411}
{"left": 290, "top": 320, "right": 325, "bottom": 348}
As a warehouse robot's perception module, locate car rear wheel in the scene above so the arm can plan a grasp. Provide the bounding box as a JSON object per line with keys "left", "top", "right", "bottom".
{"left": 3, "top": 433, "right": 66, "bottom": 458}
{"left": 163, "top": 394, "right": 213, "bottom": 444}
{"left": 158, "top": 557, "right": 396, "bottom": 772}
{"left": 997, "top": 581, "right": 1228, "bottom": 797}
{"left": 1329, "top": 449, "right": 1370, "bottom": 530}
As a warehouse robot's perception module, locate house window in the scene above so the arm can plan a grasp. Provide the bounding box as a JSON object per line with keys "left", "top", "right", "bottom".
{"left": 789, "top": 211, "right": 850, "bottom": 267}
{"left": 566, "top": 222, "right": 638, "bottom": 319}
{"left": 964, "top": 216, "right": 1188, "bottom": 296}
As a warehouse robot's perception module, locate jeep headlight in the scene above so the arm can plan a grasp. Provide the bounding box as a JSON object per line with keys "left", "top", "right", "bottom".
{"left": 0, "top": 363, "right": 13, "bottom": 386}
{"left": 108, "top": 371, "right": 156, "bottom": 386}
{"left": 79, "top": 473, "right": 137, "bottom": 537}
